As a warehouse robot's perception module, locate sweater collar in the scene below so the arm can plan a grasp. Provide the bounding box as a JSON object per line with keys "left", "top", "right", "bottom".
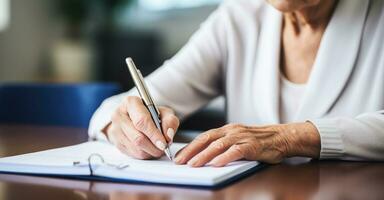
{"left": 252, "top": 0, "right": 370, "bottom": 123}
{"left": 296, "top": 0, "right": 370, "bottom": 120}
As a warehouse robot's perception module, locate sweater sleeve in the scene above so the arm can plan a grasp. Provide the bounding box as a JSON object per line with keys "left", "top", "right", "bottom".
{"left": 310, "top": 110, "right": 384, "bottom": 161}
{"left": 88, "top": 3, "right": 230, "bottom": 140}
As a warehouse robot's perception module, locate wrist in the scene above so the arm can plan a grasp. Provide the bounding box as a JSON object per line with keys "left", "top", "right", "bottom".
{"left": 280, "top": 122, "right": 321, "bottom": 158}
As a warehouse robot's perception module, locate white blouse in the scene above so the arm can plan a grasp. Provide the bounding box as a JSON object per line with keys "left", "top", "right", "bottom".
{"left": 89, "top": 0, "right": 384, "bottom": 161}
{"left": 279, "top": 75, "right": 307, "bottom": 124}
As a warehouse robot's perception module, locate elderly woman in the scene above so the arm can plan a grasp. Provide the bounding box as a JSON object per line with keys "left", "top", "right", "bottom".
{"left": 89, "top": 0, "right": 384, "bottom": 167}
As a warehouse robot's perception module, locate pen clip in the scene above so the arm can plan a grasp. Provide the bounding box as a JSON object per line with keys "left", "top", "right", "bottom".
{"left": 126, "top": 58, "right": 153, "bottom": 107}
{"left": 137, "top": 70, "right": 161, "bottom": 116}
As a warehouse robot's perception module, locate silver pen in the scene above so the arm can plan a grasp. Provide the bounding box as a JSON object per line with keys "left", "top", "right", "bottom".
{"left": 125, "top": 57, "right": 173, "bottom": 161}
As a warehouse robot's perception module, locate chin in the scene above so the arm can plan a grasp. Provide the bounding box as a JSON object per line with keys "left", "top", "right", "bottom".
{"left": 266, "top": 0, "right": 321, "bottom": 12}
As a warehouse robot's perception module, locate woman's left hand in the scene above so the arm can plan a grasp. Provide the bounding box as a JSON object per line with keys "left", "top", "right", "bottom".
{"left": 174, "top": 122, "right": 321, "bottom": 167}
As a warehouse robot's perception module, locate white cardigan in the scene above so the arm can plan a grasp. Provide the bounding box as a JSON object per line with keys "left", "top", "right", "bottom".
{"left": 89, "top": 0, "right": 384, "bottom": 161}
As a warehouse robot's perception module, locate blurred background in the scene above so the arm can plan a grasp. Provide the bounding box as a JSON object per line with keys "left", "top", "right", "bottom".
{"left": 0, "top": 0, "right": 220, "bottom": 84}
{"left": 0, "top": 0, "right": 225, "bottom": 130}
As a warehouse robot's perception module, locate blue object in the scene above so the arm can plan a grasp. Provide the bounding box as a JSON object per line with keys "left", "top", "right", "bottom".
{"left": 0, "top": 83, "right": 120, "bottom": 128}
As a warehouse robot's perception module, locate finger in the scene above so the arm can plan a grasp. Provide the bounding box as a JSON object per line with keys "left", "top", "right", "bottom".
{"left": 108, "top": 124, "right": 152, "bottom": 159}
{"left": 112, "top": 106, "right": 163, "bottom": 158}
{"left": 209, "top": 145, "right": 245, "bottom": 167}
{"left": 159, "top": 107, "right": 179, "bottom": 144}
{"left": 125, "top": 142, "right": 153, "bottom": 160}
{"left": 187, "top": 137, "right": 233, "bottom": 167}
{"left": 174, "top": 129, "right": 224, "bottom": 164}
{"left": 125, "top": 97, "right": 167, "bottom": 151}
{"left": 116, "top": 140, "right": 152, "bottom": 160}
{"left": 118, "top": 111, "right": 163, "bottom": 157}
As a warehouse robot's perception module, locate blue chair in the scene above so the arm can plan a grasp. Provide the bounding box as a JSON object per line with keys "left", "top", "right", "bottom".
{"left": 0, "top": 83, "right": 120, "bottom": 128}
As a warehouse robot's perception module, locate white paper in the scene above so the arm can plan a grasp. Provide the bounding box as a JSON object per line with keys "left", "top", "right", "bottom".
{"left": 0, "top": 141, "right": 259, "bottom": 186}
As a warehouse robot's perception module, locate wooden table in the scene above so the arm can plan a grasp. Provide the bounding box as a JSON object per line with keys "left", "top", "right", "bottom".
{"left": 0, "top": 125, "right": 383, "bottom": 200}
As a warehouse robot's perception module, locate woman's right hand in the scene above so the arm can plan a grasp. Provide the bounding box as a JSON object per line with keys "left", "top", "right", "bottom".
{"left": 104, "top": 96, "right": 180, "bottom": 160}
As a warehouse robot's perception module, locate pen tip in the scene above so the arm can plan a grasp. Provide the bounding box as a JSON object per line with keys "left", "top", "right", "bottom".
{"left": 165, "top": 148, "right": 173, "bottom": 161}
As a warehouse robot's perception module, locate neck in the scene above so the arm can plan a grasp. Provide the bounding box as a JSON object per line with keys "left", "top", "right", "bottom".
{"left": 284, "top": 1, "right": 338, "bottom": 32}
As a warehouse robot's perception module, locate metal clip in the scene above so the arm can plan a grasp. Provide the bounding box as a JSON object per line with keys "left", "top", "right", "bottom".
{"left": 73, "top": 153, "right": 129, "bottom": 175}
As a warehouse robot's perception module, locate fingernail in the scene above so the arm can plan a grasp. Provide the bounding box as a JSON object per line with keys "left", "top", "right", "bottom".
{"left": 167, "top": 128, "right": 175, "bottom": 143}
{"left": 188, "top": 157, "right": 198, "bottom": 166}
{"left": 208, "top": 159, "right": 217, "bottom": 166}
{"left": 174, "top": 156, "right": 183, "bottom": 164}
{"left": 155, "top": 141, "right": 166, "bottom": 151}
